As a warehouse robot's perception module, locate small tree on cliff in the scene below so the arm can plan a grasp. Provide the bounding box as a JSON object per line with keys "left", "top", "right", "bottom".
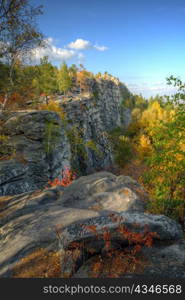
{"left": 0, "top": 0, "right": 44, "bottom": 108}
{"left": 33, "top": 56, "right": 58, "bottom": 103}
{"left": 68, "top": 64, "right": 78, "bottom": 78}
{"left": 58, "top": 62, "right": 72, "bottom": 95}
{"left": 76, "top": 70, "right": 92, "bottom": 93}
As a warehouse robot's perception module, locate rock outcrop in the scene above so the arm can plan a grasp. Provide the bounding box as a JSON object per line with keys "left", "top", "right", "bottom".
{"left": 0, "top": 111, "right": 70, "bottom": 195}
{"left": 0, "top": 172, "right": 184, "bottom": 278}
{"left": 0, "top": 78, "right": 131, "bottom": 196}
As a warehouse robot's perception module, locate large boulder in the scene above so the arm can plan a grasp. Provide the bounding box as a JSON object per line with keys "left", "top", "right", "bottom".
{"left": 0, "top": 172, "right": 183, "bottom": 278}
{"left": 60, "top": 172, "right": 147, "bottom": 212}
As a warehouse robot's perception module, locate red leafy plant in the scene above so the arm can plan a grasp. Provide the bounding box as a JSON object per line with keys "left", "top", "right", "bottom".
{"left": 54, "top": 214, "right": 159, "bottom": 278}
{"left": 83, "top": 216, "right": 159, "bottom": 278}
{"left": 48, "top": 167, "right": 76, "bottom": 187}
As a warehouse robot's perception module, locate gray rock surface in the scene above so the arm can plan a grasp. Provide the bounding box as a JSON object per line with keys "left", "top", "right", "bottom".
{"left": 60, "top": 212, "right": 183, "bottom": 249}
{"left": 0, "top": 77, "right": 131, "bottom": 196}
{"left": 60, "top": 172, "right": 146, "bottom": 212}
{"left": 0, "top": 110, "right": 70, "bottom": 195}
{"left": 0, "top": 172, "right": 184, "bottom": 278}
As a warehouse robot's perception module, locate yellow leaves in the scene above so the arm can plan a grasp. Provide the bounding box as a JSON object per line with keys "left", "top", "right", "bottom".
{"left": 0, "top": 134, "right": 9, "bottom": 143}
{"left": 139, "top": 101, "right": 174, "bottom": 131}
{"left": 150, "top": 100, "right": 162, "bottom": 112}
{"left": 85, "top": 140, "right": 96, "bottom": 149}
{"left": 175, "top": 153, "right": 184, "bottom": 162}
{"left": 137, "top": 134, "right": 153, "bottom": 160}
{"left": 139, "top": 135, "right": 151, "bottom": 148}
{"left": 38, "top": 100, "right": 65, "bottom": 120}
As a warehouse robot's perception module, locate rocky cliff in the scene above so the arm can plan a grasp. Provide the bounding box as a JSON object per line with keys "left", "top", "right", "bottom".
{"left": 0, "top": 77, "right": 131, "bottom": 195}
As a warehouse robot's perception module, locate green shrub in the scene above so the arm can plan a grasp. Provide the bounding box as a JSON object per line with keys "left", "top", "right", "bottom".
{"left": 109, "top": 128, "right": 133, "bottom": 167}
{"left": 92, "top": 90, "right": 99, "bottom": 99}
{"left": 0, "top": 134, "right": 16, "bottom": 159}
{"left": 43, "top": 121, "right": 61, "bottom": 155}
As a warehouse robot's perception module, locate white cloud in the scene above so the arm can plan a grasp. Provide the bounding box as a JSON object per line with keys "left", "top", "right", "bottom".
{"left": 67, "top": 39, "right": 91, "bottom": 50}
{"left": 30, "top": 37, "right": 108, "bottom": 64}
{"left": 67, "top": 38, "right": 108, "bottom": 51}
{"left": 126, "top": 81, "right": 177, "bottom": 97}
{"left": 31, "top": 38, "right": 76, "bottom": 63}
{"left": 94, "top": 45, "right": 108, "bottom": 51}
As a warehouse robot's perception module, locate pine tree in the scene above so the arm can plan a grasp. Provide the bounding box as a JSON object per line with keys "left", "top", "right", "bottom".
{"left": 29, "top": 56, "right": 58, "bottom": 103}
{"left": 58, "top": 63, "right": 72, "bottom": 94}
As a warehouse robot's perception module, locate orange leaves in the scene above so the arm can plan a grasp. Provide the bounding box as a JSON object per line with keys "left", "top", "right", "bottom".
{"left": 117, "top": 223, "right": 158, "bottom": 248}
{"left": 102, "top": 227, "right": 111, "bottom": 250}
{"left": 120, "top": 188, "right": 130, "bottom": 196}
{"left": 55, "top": 213, "right": 158, "bottom": 278}
{"left": 83, "top": 225, "right": 111, "bottom": 250}
{"left": 83, "top": 217, "right": 158, "bottom": 277}
{"left": 132, "top": 244, "right": 142, "bottom": 254}
{"left": 84, "top": 225, "right": 98, "bottom": 235}
{"left": 91, "top": 259, "right": 103, "bottom": 277}
{"left": 90, "top": 247, "right": 146, "bottom": 278}
{"left": 82, "top": 224, "right": 100, "bottom": 241}
{"left": 48, "top": 167, "right": 76, "bottom": 187}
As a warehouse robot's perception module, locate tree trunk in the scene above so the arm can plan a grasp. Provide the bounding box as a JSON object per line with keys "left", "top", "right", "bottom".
{"left": 3, "top": 58, "right": 16, "bottom": 110}
{"left": 45, "top": 95, "right": 49, "bottom": 105}
{"left": 2, "top": 93, "right": 8, "bottom": 110}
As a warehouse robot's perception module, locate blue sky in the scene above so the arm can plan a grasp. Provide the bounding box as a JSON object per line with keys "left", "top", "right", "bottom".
{"left": 31, "top": 0, "right": 185, "bottom": 97}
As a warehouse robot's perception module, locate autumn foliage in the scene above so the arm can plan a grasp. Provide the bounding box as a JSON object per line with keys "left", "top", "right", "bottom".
{"left": 86, "top": 220, "right": 158, "bottom": 278}
{"left": 48, "top": 167, "right": 76, "bottom": 187}
{"left": 38, "top": 99, "right": 66, "bottom": 120}
{"left": 58, "top": 214, "right": 158, "bottom": 278}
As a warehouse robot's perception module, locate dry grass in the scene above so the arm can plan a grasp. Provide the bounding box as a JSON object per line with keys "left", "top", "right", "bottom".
{"left": 0, "top": 196, "right": 13, "bottom": 218}
{"left": 12, "top": 248, "right": 61, "bottom": 278}
{"left": 0, "top": 195, "right": 12, "bottom": 207}
{"left": 89, "top": 250, "right": 149, "bottom": 278}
